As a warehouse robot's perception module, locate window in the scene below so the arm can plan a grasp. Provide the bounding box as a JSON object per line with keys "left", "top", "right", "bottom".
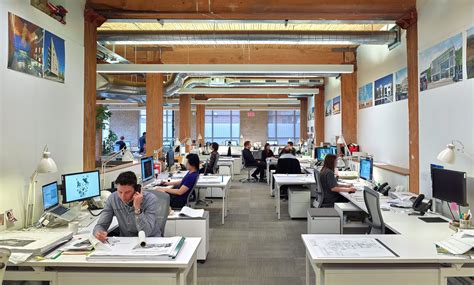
{"left": 205, "top": 110, "right": 240, "bottom": 144}
{"left": 139, "top": 110, "right": 175, "bottom": 146}
{"left": 267, "top": 110, "right": 300, "bottom": 145}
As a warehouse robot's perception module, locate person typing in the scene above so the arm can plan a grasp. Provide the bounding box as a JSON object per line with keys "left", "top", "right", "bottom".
{"left": 319, "top": 154, "right": 356, "bottom": 207}
{"left": 93, "top": 171, "right": 162, "bottom": 242}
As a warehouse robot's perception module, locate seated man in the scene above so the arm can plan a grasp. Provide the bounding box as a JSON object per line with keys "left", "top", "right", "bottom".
{"left": 93, "top": 171, "right": 162, "bottom": 242}
{"left": 242, "top": 140, "right": 266, "bottom": 181}
{"left": 279, "top": 141, "right": 296, "bottom": 156}
{"left": 276, "top": 146, "right": 301, "bottom": 174}
{"left": 156, "top": 153, "right": 200, "bottom": 209}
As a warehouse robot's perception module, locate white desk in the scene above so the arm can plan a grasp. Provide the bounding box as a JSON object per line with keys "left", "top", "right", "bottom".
{"left": 5, "top": 238, "right": 201, "bottom": 285}
{"left": 266, "top": 157, "right": 315, "bottom": 185}
{"left": 302, "top": 234, "right": 472, "bottom": 285}
{"left": 195, "top": 175, "right": 232, "bottom": 225}
{"left": 217, "top": 159, "right": 234, "bottom": 180}
{"left": 273, "top": 174, "right": 315, "bottom": 219}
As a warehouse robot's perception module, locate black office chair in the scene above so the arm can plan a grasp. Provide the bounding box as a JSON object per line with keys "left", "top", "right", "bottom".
{"left": 143, "top": 190, "right": 170, "bottom": 237}
{"left": 363, "top": 186, "right": 385, "bottom": 234}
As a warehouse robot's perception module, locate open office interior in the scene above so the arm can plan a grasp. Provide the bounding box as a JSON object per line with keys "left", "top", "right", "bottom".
{"left": 0, "top": 0, "right": 473, "bottom": 285}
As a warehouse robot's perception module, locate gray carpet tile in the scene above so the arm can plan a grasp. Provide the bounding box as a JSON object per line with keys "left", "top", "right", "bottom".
{"left": 194, "top": 175, "right": 308, "bottom": 285}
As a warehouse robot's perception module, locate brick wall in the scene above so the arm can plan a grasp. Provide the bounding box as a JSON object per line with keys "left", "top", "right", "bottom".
{"left": 240, "top": 111, "right": 268, "bottom": 144}
{"left": 109, "top": 110, "right": 140, "bottom": 147}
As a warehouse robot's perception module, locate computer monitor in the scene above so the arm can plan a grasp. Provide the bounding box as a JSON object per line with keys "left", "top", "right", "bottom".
{"left": 315, "top": 147, "right": 332, "bottom": 161}
{"left": 42, "top": 181, "right": 59, "bottom": 210}
{"left": 431, "top": 168, "right": 467, "bottom": 206}
{"left": 329, "top": 146, "right": 337, "bottom": 155}
{"left": 359, "top": 157, "right": 373, "bottom": 181}
{"left": 166, "top": 149, "right": 175, "bottom": 171}
{"left": 141, "top": 156, "right": 154, "bottom": 183}
{"left": 124, "top": 141, "right": 131, "bottom": 149}
{"left": 62, "top": 170, "right": 101, "bottom": 203}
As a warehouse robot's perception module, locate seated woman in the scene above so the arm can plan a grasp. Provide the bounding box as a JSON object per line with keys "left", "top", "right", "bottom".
{"left": 320, "top": 154, "right": 356, "bottom": 207}
{"left": 261, "top": 143, "right": 275, "bottom": 161}
{"left": 200, "top": 142, "right": 219, "bottom": 174}
{"left": 156, "top": 153, "right": 200, "bottom": 209}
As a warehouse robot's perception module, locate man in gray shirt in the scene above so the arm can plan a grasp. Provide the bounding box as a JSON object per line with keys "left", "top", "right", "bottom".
{"left": 93, "top": 171, "right": 162, "bottom": 241}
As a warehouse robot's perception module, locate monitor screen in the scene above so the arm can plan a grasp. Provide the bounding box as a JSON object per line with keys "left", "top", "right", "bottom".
{"left": 62, "top": 170, "right": 101, "bottom": 203}
{"left": 42, "top": 182, "right": 59, "bottom": 210}
{"left": 315, "top": 147, "right": 332, "bottom": 161}
{"left": 329, "top": 146, "right": 337, "bottom": 155}
{"left": 432, "top": 168, "right": 467, "bottom": 206}
{"left": 359, "top": 157, "right": 373, "bottom": 181}
{"left": 141, "top": 156, "right": 154, "bottom": 182}
{"left": 166, "top": 149, "right": 175, "bottom": 170}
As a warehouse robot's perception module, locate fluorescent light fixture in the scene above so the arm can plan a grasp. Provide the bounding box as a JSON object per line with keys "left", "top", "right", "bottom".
{"left": 178, "top": 88, "right": 319, "bottom": 95}
{"left": 97, "top": 64, "right": 353, "bottom": 74}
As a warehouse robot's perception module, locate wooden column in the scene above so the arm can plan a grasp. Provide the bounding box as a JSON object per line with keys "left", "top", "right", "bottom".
{"left": 341, "top": 72, "right": 358, "bottom": 144}
{"left": 179, "top": 94, "right": 192, "bottom": 152}
{"left": 146, "top": 74, "right": 164, "bottom": 157}
{"left": 314, "top": 89, "right": 325, "bottom": 146}
{"left": 299, "top": 98, "right": 308, "bottom": 140}
{"left": 398, "top": 10, "right": 419, "bottom": 194}
{"left": 195, "top": 104, "right": 205, "bottom": 146}
{"left": 83, "top": 9, "right": 106, "bottom": 171}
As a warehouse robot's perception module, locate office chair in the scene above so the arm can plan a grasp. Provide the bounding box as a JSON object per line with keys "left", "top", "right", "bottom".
{"left": 143, "top": 190, "right": 170, "bottom": 237}
{"left": 363, "top": 186, "right": 385, "bottom": 234}
{"left": 312, "top": 169, "right": 325, "bottom": 208}
{"left": 0, "top": 248, "right": 11, "bottom": 283}
{"left": 240, "top": 164, "right": 258, "bottom": 183}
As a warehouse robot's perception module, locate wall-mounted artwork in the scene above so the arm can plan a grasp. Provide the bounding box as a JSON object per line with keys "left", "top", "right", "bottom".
{"left": 419, "top": 33, "right": 463, "bottom": 91}
{"left": 395, "top": 67, "right": 408, "bottom": 101}
{"left": 467, "top": 27, "right": 474, "bottom": 79}
{"left": 358, "top": 83, "right": 373, "bottom": 109}
{"left": 43, "top": 31, "right": 65, "bottom": 83}
{"left": 7, "top": 13, "right": 44, "bottom": 78}
{"left": 7, "top": 13, "right": 65, "bottom": 83}
{"left": 374, "top": 74, "right": 394, "bottom": 106}
{"left": 332, "top": 96, "right": 341, "bottom": 115}
{"left": 325, "top": 100, "right": 332, "bottom": 117}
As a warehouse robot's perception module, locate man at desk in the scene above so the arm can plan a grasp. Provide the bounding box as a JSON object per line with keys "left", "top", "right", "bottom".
{"left": 320, "top": 154, "right": 356, "bottom": 206}
{"left": 242, "top": 140, "right": 266, "bottom": 181}
{"left": 93, "top": 171, "right": 162, "bottom": 241}
{"left": 279, "top": 141, "right": 296, "bottom": 156}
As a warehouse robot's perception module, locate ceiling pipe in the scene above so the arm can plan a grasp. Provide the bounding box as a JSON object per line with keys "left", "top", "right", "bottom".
{"left": 97, "top": 30, "right": 400, "bottom": 46}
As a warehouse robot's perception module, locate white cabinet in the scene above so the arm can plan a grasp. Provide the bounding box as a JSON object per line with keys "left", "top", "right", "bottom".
{"left": 288, "top": 188, "right": 311, "bottom": 218}
{"left": 164, "top": 212, "right": 209, "bottom": 261}
{"left": 307, "top": 208, "right": 341, "bottom": 234}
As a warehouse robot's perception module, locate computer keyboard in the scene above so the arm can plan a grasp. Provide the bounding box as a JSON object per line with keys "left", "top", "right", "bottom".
{"left": 51, "top": 206, "right": 69, "bottom": 215}
{"left": 78, "top": 215, "right": 97, "bottom": 228}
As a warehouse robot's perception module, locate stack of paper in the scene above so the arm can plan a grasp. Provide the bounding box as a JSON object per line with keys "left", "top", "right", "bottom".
{"left": 87, "top": 236, "right": 185, "bottom": 261}
{"left": 198, "top": 176, "right": 222, "bottom": 183}
{"left": 435, "top": 231, "right": 474, "bottom": 255}
{"left": 179, "top": 206, "right": 205, "bottom": 218}
{"left": 310, "top": 237, "right": 397, "bottom": 258}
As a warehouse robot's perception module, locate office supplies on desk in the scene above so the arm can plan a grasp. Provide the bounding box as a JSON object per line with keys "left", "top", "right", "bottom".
{"left": 309, "top": 237, "right": 398, "bottom": 258}
{"left": 87, "top": 236, "right": 185, "bottom": 261}
{"left": 435, "top": 231, "right": 474, "bottom": 255}
{"left": 179, "top": 207, "right": 205, "bottom": 218}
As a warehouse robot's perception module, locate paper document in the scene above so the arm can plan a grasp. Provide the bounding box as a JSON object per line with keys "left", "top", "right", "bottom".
{"left": 87, "top": 236, "right": 185, "bottom": 261}
{"left": 310, "top": 237, "right": 398, "bottom": 258}
{"left": 198, "top": 176, "right": 222, "bottom": 183}
{"left": 8, "top": 252, "right": 33, "bottom": 264}
{"left": 435, "top": 232, "right": 474, "bottom": 255}
{"left": 179, "top": 206, "right": 205, "bottom": 218}
{"left": 88, "top": 235, "right": 112, "bottom": 251}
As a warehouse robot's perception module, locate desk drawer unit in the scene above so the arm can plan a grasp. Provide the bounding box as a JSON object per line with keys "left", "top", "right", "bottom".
{"left": 57, "top": 271, "right": 178, "bottom": 285}
{"left": 307, "top": 208, "right": 341, "bottom": 234}
{"left": 288, "top": 189, "right": 311, "bottom": 218}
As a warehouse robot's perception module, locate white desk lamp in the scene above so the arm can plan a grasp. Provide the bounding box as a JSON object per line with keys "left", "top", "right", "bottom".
{"left": 437, "top": 140, "right": 474, "bottom": 164}
{"left": 336, "top": 135, "right": 353, "bottom": 170}
{"left": 25, "top": 145, "right": 57, "bottom": 228}
{"left": 174, "top": 137, "right": 181, "bottom": 146}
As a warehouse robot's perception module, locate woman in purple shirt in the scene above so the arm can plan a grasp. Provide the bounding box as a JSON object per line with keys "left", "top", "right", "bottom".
{"left": 157, "top": 153, "right": 200, "bottom": 208}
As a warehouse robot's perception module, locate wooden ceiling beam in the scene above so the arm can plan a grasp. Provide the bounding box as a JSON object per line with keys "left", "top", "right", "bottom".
{"left": 86, "top": 0, "right": 416, "bottom": 21}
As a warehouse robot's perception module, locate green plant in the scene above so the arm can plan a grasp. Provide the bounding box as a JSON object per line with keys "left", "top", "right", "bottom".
{"left": 96, "top": 105, "right": 112, "bottom": 130}
{"left": 103, "top": 130, "right": 118, "bottom": 155}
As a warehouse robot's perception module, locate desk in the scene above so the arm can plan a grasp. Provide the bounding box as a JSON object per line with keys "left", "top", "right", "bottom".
{"left": 273, "top": 174, "right": 315, "bottom": 219}
{"left": 302, "top": 234, "right": 473, "bottom": 285}
{"left": 194, "top": 176, "right": 232, "bottom": 225}
{"left": 5, "top": 238, "right": 201, "bottom": 285}
{"left": 217, "top": 159, "right": 234, "bottom": 180}
{"left": 266, "top": 157, "right": 315, "bottom": 185}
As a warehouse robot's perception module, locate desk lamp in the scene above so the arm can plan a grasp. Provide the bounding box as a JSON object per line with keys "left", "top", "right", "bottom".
{"left": 25, "top": 145, "right": 57, "bottom": 228}
{"left": 437, "top": 140, "right": 474, "bottom": 164}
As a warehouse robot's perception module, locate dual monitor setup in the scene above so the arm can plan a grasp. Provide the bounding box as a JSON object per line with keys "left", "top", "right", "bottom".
{"left": 314, "top": 146, "right": 373, "bottom": 182}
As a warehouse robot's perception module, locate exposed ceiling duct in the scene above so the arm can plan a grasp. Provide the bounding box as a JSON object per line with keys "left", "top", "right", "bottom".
{"left": 97, "top": 29, "right": 400, "bottom": 46}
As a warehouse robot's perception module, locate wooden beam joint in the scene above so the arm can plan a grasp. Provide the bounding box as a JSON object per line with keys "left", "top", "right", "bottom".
{"left": 84, "top": 8, "right": 107, "bottom": 27}
{"left": 396, "top": 9, "right": 417, "bottom": 30}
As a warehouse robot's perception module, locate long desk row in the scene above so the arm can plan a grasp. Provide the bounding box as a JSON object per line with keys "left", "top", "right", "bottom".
{"left": 303, "top": 187, "right": 470, "bottom": 285}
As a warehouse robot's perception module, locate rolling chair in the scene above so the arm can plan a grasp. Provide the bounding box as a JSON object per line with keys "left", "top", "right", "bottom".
{"left": 0, "top": 248, "right": 11, "bottom": 283}
{"left": 196, "top": 153, "right": 220, "bottom": 206}
{"left": 312, "top": 169, "right": 334, "bottom": 208}
{"left": 143, "top": 190, "right": 170, "bottom": 237}
{"left": 363, "top": 186, "right": 385, "bottom": 234}
{"left": 240, "top": 163, "right": 258, "bottom": 183}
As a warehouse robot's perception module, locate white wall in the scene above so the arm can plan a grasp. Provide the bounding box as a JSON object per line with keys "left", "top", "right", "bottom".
{"left": 0, "top": 0, "right": 85, "bottom": 229}
{"left": 324, "top": 77, "right": 341, "bottom": 143}
{"left": 417, "top": 0, "right": 474, "bottom": 197}
{"left": 357, "top": 32, "right": 409, "bottom": 168}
